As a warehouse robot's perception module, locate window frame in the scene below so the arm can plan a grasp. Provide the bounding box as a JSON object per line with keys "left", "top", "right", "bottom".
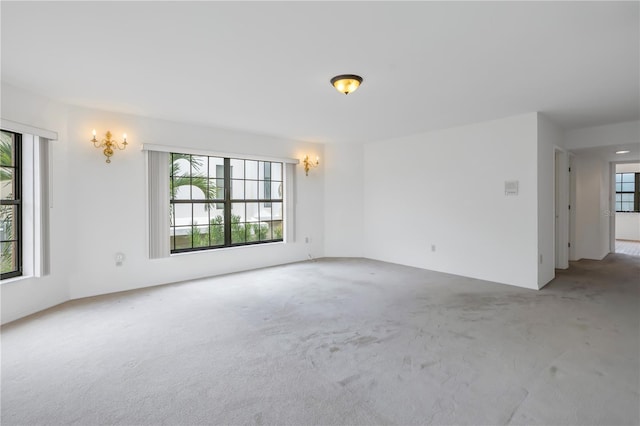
{"left": 1, "top": 130, "right": 22, "bottom": 279}
{"left": 615, "top": 172, "right": 640, "bottom": 213}
{"left": 169, "top": 153, "right": 284, "bottom": 254}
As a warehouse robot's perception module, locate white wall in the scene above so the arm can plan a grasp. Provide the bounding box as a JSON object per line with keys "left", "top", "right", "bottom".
{"left": 363, "top": 113, "right": 541, "bottom": 290}
{"left": 616, "top": 214, "right": 640, "bottom": 241}
{"left": 323, "top": 143, "right": 363, "bottom": 257}
{"left": 65, "top": 107, "right": 325, "bottom": 299}
{"left": 1, "top": 83, "right": 325, "bottom": 323}
{"left": 615, "top": 162, "right": 640, "bottom": 241}
{"left": 616, "top": 163, "right": 640, "bottom": 173}
{"left": 0, "top": 84, "right": 71, "bottom": 323}
{"left": 565, "top": 120, "right": 640, "bottom": 150}
{"left": 4, "top": 80, "right": 630, "bottom": 323}
{"left": 537, "top": 114, "right": 563, "bottom": 287}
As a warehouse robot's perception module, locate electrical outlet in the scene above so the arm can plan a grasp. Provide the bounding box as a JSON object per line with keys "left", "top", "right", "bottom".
{"left": 115, "top": 252, "right": 125, "bottom": 266}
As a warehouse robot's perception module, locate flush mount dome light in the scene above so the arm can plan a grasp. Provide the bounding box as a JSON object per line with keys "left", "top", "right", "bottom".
{"left": 330, "top": 74, "right": 363, "bottom": 95}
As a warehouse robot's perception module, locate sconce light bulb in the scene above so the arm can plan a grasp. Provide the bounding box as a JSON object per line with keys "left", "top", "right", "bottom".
{"left": 123, "top": 133, "right": 127, "bottom": 142}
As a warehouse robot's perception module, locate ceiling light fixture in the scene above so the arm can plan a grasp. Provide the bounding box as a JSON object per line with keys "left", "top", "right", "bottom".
{"left": 616, "top": 150, "right": 630, "bottom": 154}
{"left": 330, "top": 74, "right": 363, "bottom": 95}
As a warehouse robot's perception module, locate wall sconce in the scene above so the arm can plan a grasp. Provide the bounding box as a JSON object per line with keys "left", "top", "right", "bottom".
{"left": 303, "top": 155, "right": 319, "bottom": 176}
{"left": 91, "top": 129, "right": 128, "bottom": 163}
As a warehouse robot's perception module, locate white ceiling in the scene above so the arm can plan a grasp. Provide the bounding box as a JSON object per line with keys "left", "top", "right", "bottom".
{"left": 572, "top": 144, "right": 640, "bottom": 163}
{"left": 1, "top": 1, "right": 638, "bottom": 144}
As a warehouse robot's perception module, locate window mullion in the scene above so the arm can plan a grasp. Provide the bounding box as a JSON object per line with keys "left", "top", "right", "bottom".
{"left": 635, "top": 172, "right": 640, "bottom": 212}
{"left": 16, "top": 134, "right": 22, "bottom": 274}
{"left": 224, "top": 158, "right": 231, "bottom": 246}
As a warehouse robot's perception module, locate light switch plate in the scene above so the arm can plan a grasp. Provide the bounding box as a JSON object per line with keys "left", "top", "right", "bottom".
{"left": 505, "top": 180, "right": 519, "bottom": 196}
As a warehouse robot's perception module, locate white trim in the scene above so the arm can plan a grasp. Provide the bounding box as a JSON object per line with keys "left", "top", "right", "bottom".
{"left": 141, "top": 143, "right": 300, "bottom": 165}
{"left": 554, "top": 147, "right": 569, "bottom": 269}
{"left": 0, "top": 274, "right": 35, "bottom": 285}
{"left": 1, "top": 118, "right": 58, "bottom": 140}
{"left": 609, "top": 162, "right": 616, "bottom": 254}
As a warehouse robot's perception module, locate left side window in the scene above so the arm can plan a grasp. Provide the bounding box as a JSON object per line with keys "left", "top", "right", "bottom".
{"left": 1, "top": 130, "right": 22, "bottom": 279}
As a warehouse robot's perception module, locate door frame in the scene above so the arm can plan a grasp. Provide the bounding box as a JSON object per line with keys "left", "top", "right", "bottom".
{"left": 554, "top": 147, "right": 570, "bottom": 269}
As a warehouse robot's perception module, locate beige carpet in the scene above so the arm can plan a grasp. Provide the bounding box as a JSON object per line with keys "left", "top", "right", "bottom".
{"left": 2, "top": 255, "right": 639, "bottom": 425}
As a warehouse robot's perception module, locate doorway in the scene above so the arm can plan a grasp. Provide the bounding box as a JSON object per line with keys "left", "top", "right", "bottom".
{"left": 613, "top": 162, "right": 640, "bottom": 257}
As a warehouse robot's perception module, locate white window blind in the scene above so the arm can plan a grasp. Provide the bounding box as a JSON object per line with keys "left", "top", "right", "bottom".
{"left": 35, "top": 137, "right": 51, "bottom": 276}
{"left": 24, "top": 135, "right": 52, "bottom": 277}
{"left": 147, "top": 150, "right": 170, "bottom": 259}
{"left": 284, "top": 163, "right": 296, "bottom": 243}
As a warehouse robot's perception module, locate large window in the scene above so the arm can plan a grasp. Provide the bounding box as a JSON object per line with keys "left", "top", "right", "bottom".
{"left": 615, "top": 172, "right": 640, "bottom": 212}
{"left": 1, "top": 130, "right": 22, "bottom": 279}
{"left": 170, "top": 153, "right": 283, "bottom": 252}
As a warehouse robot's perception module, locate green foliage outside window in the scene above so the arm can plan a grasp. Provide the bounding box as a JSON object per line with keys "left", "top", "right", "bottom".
{"left": 0, "top": 131, "right": 18, "bottom": 276}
